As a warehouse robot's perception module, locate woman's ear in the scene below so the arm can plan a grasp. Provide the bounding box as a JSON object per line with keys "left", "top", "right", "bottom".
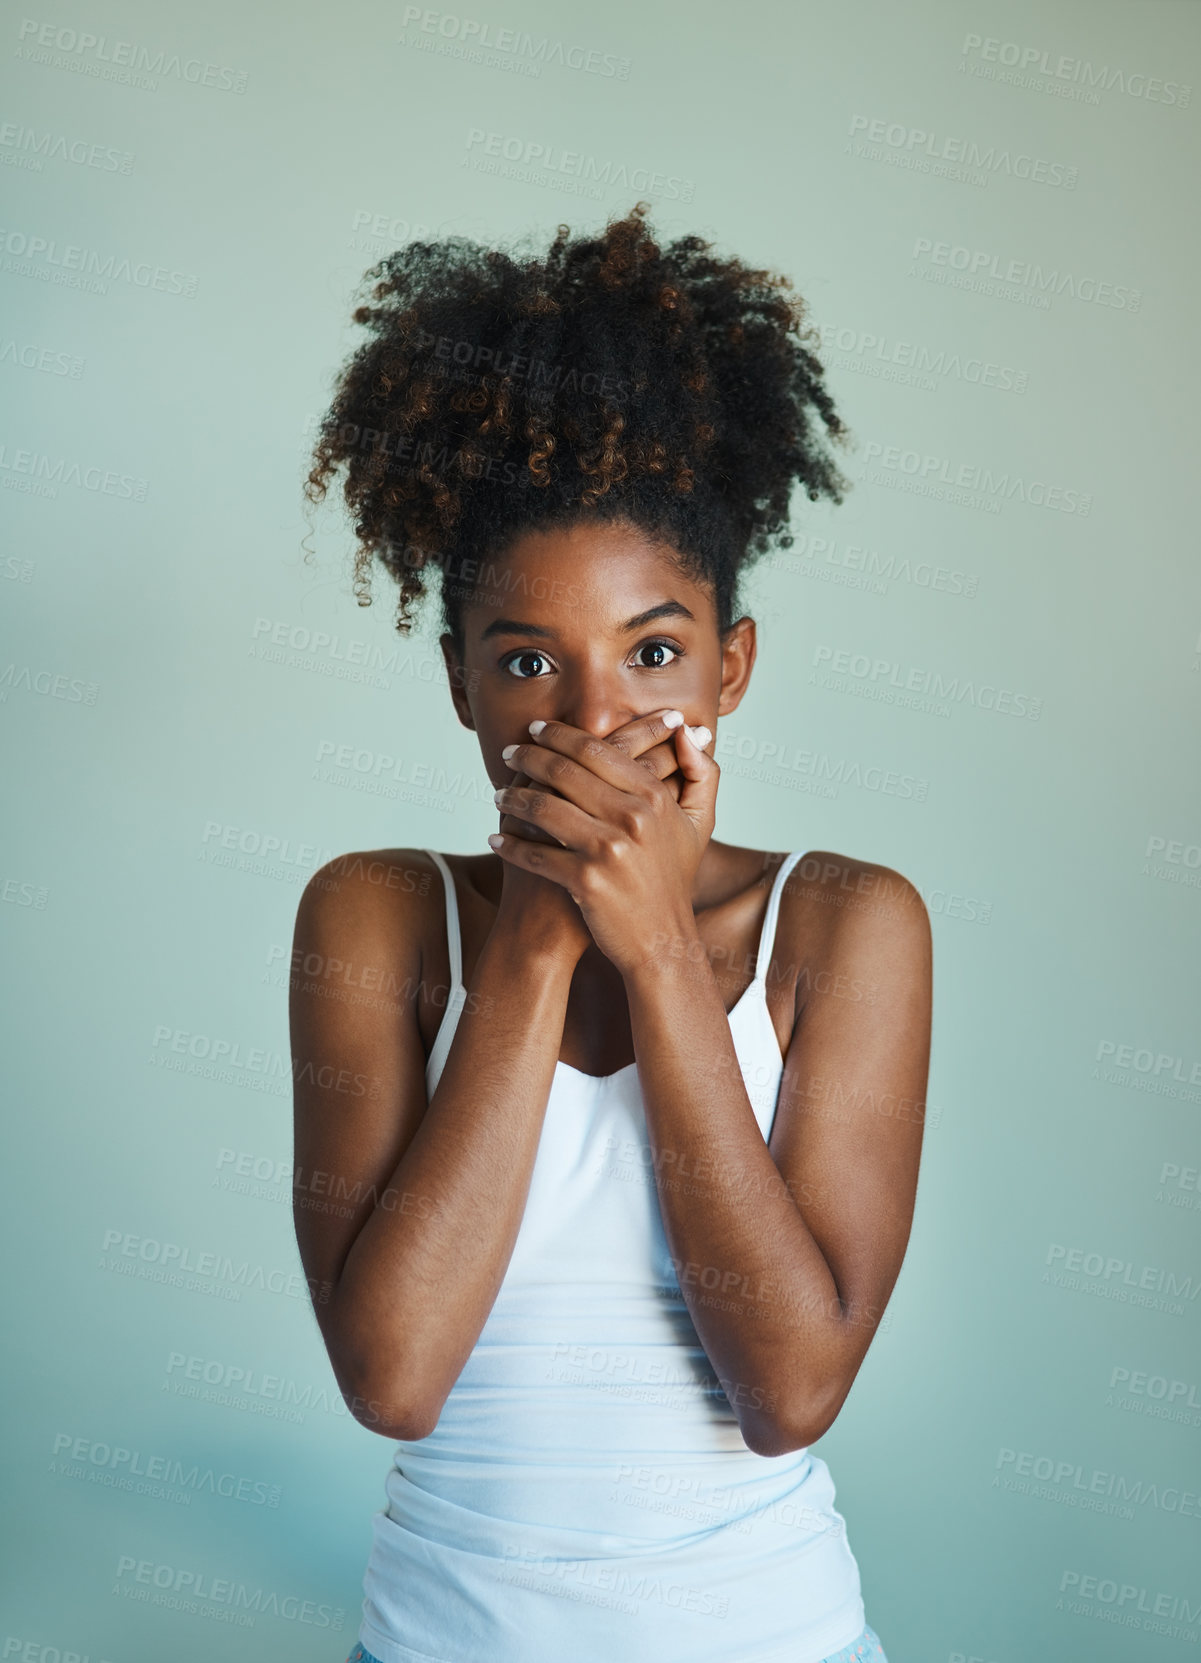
{"left": 716, "top": 616, "right": 757, "bottom": 718}
{"left": 440, "top": 632, "right": 476, "bottom": 730}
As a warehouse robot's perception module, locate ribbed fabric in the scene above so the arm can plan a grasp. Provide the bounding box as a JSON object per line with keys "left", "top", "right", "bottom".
{"left": 359, "top": 850, "right": 866, "bottom": 1663}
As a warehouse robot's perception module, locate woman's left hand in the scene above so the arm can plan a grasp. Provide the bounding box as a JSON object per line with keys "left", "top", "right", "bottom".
{"left": 489, "top": 712, "right": 719, "bottom": 977}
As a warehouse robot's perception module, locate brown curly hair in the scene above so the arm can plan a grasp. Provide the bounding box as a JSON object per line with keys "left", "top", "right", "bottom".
{"left": 303, "top": 200, "right": 852, "bottom": 648}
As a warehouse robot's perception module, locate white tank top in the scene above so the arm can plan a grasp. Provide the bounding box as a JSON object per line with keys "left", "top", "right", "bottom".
{"left": 359, "top": 849, "right": 867, "bottom": 1663}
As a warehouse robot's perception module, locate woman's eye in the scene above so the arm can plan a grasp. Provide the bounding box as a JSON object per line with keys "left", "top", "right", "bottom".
{"left": 502, "top": 641, "right": 682, "bottom": 677}
{"left": 633, "top": 640, "right": 681, "bottom": 669}
{"left": 503, "top": 651, "right": 552, "bottom": 679}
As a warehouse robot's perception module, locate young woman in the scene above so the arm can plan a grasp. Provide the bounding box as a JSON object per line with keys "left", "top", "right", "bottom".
{"left": 294, "top": 202, "right": 932, "bottom": 1663}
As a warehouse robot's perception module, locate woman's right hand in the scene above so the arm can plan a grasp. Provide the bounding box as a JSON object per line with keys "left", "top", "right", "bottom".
{"left": 491, "top": 709, "right": 689, "bottom": 965}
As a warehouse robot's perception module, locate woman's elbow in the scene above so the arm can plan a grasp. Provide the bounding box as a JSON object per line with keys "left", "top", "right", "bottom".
{"left": 739, "top": 1386, "right": 844, "bottom": 1457}
{"left": 333, "top": 1344, "right": 442, "bottom": 1441}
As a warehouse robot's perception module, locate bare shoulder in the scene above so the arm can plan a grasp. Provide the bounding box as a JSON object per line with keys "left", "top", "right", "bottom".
{"left": 779, "top": 849, "right": 931, "bottom": 1003}
{"left": 292, "top": 847, "right": 445, "bottom": 988}
{"left": 296, "top": 847, "right": 439, "bottom": 928}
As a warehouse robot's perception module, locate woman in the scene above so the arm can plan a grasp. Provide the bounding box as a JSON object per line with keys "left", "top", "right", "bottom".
{"left": 294, "top": 202, "right": 932, "bottom": 1663}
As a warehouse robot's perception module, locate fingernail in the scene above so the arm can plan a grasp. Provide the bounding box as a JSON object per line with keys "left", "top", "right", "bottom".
{"left": 501, "top": 744, "right": 519, "bottom": 761}
{"left": 492, "top": 788, "right": 505, "bottom": 806}
{"left": 686, "top": 724, "right": 711, "bottom": 748}
{"left": 661, "top": 710, "right": 684, "bottom": 729}
{"left": 528, "top": 719, "right": 546, "bottom": 736}
{"left": 487, "top": 833, "right": 504, "bottom": 850}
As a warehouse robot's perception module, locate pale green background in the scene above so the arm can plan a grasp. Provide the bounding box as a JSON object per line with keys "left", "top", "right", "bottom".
{"left": 3, "top": 0, "right": 1200, "bottom": 1658}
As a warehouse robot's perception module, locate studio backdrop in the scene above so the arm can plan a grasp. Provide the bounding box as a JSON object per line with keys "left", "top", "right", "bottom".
{"left": 2, "top": 0, "right": 1199, "bottom": 1659}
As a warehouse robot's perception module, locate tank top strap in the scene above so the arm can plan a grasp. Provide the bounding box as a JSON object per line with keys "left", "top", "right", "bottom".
{"left": 751, "top": 850, "right": 805, "bottom": 984}
{"left": 423, "top": 849, "right": 464, "bottom": 992}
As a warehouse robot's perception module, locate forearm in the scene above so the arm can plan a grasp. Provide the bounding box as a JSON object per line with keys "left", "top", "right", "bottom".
{"left": 624, "top": 944, "right": 853, "bottom": 1453}
{"left": 331, "top": 919, "right": 575, "bottom": 1432}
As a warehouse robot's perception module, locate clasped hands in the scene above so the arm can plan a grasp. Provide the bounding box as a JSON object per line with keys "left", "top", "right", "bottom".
{"left": 489, "top": 709, "right": 720, "bottom": 976}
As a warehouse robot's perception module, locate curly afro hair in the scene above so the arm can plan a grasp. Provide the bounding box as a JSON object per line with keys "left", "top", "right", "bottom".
{"left": 304, "top": 200, "right": 852, "bottom": 650}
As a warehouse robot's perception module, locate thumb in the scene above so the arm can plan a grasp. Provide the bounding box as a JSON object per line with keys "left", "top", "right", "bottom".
{"left": 672, "top": 723, "right": 719, "bottom": 831}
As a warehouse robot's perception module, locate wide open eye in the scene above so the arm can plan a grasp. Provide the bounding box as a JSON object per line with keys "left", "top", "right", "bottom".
{"left": 631, "top": 638, "right": 683, "bottom": 669}
{"left": 502, "top": 650, "right": 554, "bottom": 679}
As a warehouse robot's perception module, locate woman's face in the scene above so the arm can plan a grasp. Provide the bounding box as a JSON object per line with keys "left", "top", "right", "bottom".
{"left": 440, "top": 517, "right": 757, "bottom": 791}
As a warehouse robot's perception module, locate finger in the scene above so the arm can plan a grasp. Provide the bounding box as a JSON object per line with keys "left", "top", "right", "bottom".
{"left": 499, "top": 769, "right": 561, "bottom": 846}
{"left": 510, "top": 745, "right": 682, "bottom": 817}
{"left": 672, "top": 723, "right": 720, "bottom": 833}
{"left": 486, "top": 827, "right": 578, "bottom": 890}
{"left": 504, "top": 736, "right": 633, "bottom": 820}
{"left": 499, "top": 808, "right": 560, "bottom": 846}
{"left": 517, "top": 713, "right": 685, "bottom": 798}
{"left": 495, "top": 779, "right": 600, "bottom": 851}
{"left": 507, "top": 713, "right": 680, "bottom": 793}
{"left": 631, "top": 737, "right": 683, "bottom": 785}
{"left": 599, "top": 709, "right": 687, "bottom": 766}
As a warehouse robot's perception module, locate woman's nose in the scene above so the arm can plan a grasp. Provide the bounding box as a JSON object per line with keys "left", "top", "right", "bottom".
{"left": 553, "top": 686, "right": 631, "bottom": 740}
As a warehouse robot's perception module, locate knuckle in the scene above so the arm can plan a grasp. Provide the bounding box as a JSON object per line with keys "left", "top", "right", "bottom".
{"left": 581, "top": 737, "right": 609, "bottom": 765}
{"left": 545, "top": 752, "right": 574, "bottom": 785}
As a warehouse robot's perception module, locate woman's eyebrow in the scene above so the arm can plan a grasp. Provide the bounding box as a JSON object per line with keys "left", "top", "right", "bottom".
{"left": 479, "top": 600, "right": 696, "bottom": 643}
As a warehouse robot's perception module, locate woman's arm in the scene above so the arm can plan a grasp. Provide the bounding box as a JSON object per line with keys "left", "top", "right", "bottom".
{"left": 290, "top": 716, "right": 682, "bottom": 1440}
{"left": 624, "top": 854, "right": 932, "bottom": 1457}
{"left": 290, "top": 850, "right": 579, "bottom": 1441}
